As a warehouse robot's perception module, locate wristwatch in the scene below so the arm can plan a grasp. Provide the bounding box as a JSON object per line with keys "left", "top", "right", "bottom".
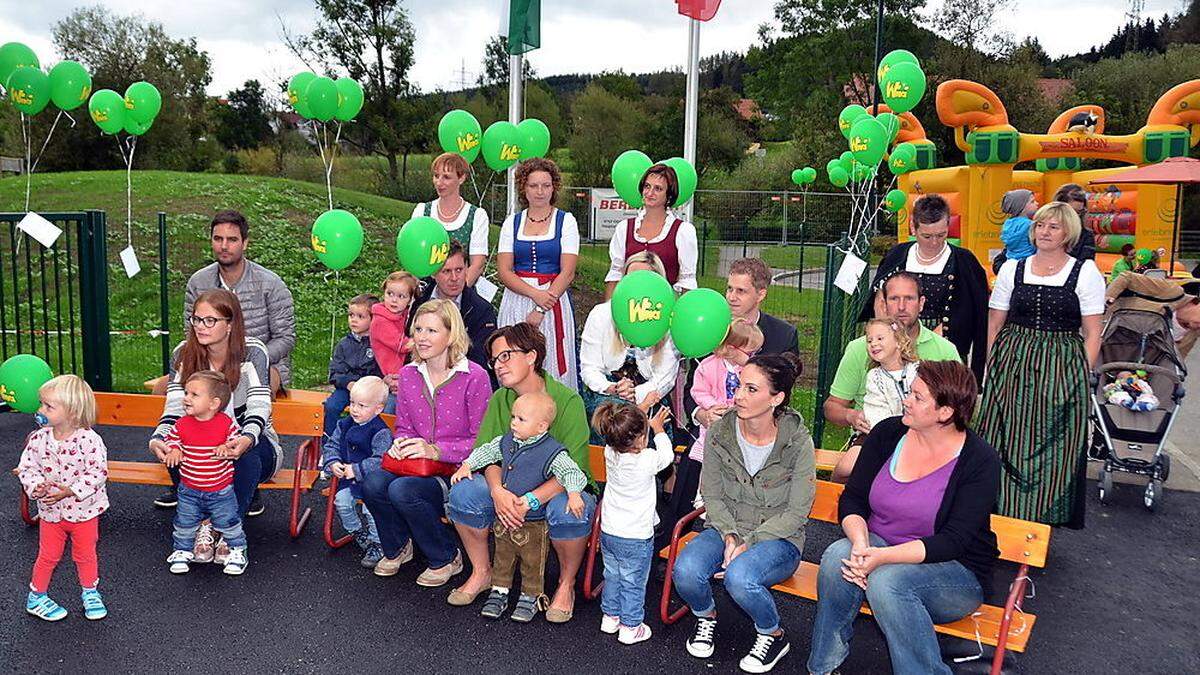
{"left": 523, "top": 492, "right": 541, "bottom": 511}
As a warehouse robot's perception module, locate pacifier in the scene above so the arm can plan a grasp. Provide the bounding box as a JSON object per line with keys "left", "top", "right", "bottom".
{"left": 34, "top": 412, "right": 49, "bottom": 426}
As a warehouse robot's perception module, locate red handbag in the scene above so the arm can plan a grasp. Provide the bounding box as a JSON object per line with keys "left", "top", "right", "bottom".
{"left": 380, "top": 454, "right": 457, "bottom": 478}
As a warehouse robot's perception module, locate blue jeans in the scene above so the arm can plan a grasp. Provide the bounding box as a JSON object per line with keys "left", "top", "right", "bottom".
{"left": 673, "top": 527, "right": 801, "bottom": 635}
{"left": 445, "top": 474, "right": 597, "bottom": 540}
{"left": 600, "top": 532, "right": 653, "bottom": 627}
{"left": 361, "top": 470, "right": 456, "bottom": 568}
{"left": 333, "top": 486, "right": 379, "bottom": 543}
{"left": 807, "top": 535, "right": 984, "bottom": 675}
{"left": 168, "top": 435, "right": 279, "bottom": 517}
{"left": 173, "top": 484, "right": 246, "bottom": 550}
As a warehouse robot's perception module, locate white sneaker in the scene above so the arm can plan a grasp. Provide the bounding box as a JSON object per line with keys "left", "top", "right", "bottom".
{"left": 222, "top": 546, "right": 248, "bottom": 576}
{"left": 193, "top": 523, "right": 215, "bottom": 563}
{"left": 618, "top": 623, "right": 653, "bottom": 645}
{"left": 167, "top": 550, "right": 194, "bottom": 574}
{"left": 600, "top": 614, "right": 620, "bottom": 634}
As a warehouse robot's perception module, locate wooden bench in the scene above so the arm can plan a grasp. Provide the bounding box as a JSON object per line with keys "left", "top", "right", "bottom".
{"left": 17, "top": 392, "right": 324, "bottom": 538}
{"left": 658, "top": 480, "right": 1051, "bottom": 675}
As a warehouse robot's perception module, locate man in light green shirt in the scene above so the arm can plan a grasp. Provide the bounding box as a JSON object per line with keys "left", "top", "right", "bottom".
{"left": 824, "top": 273, "right": 962, "bottom": 435}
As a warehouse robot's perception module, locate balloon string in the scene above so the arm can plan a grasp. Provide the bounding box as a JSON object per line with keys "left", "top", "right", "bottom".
{"left": 29, "top": 110, "right": 66, "bottom": 176}
{"left": 323, "top": 122, "right": 342, "bottom": 211}
{"left": 468, "top": 165, "right": 484, "bottom": 205}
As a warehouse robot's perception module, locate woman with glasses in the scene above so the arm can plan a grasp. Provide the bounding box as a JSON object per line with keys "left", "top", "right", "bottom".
{"left": 147, "top": 289, "right": 283, "bottom": 559}
{"left": 361, "top": 300, "right": 492, "bottom": 585}
{"left": 579, "top": 252, "right": 680, "bottom": 442}
{"left": 445, "top": 323, "right": 594, "bottom": 623}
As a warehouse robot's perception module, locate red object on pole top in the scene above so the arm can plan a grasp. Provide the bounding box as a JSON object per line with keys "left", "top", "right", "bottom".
{"left": 676, "top": 0, "right": 721, "bottom": 21}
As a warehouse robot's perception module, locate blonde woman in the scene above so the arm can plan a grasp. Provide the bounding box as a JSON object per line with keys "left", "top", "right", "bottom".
{"left": 412, "top": 152, "right": 491, "bottom": 285}
{"left": 362, "top": 299, "right": 493, "bottom": 586}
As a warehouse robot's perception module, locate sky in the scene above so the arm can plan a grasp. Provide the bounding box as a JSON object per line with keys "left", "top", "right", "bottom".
{"left": 0, "top": 0, "right": 1190, "bottom": 96}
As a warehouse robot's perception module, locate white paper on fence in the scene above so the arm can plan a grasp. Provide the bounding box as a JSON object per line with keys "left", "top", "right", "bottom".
{"left": 120, "top": 245, "right": 141, "bottom": 278}
{"left": 833, "top": 252, "right": 868, "bottom": 295}
{"left": 16, "top": 212, "right": 62, "bottom": 248}
{"left": 474, "top": 276, "right": 500, "bottom": 304}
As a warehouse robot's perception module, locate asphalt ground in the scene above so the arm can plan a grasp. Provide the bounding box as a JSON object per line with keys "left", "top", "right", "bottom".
{"left": 2, "top": 414, "right": 1198, "bottom": 674}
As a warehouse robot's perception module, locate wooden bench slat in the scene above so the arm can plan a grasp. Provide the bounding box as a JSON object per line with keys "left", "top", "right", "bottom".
{"left": 663, "top": 531, "right": 1036, "bottom": 652}
{"left": 107, "top": 460, "right": 318, "bottom": 490}
{"left": 94, "top": 392, "right": 325, "bottom": 438}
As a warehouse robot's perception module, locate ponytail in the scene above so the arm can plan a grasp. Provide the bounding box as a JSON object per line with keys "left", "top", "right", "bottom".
{"left": 591, "top": 401, "right": 649, "bottom": 453}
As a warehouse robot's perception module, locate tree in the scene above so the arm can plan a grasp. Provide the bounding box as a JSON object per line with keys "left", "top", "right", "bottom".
{"left": 215, "top": 80, "right": 272, "bottom": 151}
{"left": 478, "top": 35, "right": 535, "bottom": 94}
{"left": 773, "top": 0, "right": 925, "bottom": 36}
{"left": 930, "top": 0, "right": 1014, "bottom": 57}
{"left": 568, "top": 83, "right": 649, "bottom": 186}
{"left": 643, "top": 87, "right": 751, "bottom": 176}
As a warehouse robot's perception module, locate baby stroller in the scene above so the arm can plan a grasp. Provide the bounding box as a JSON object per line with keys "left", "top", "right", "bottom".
{"left": 1090, "top": 302, "right": 1187, "bottom": 511}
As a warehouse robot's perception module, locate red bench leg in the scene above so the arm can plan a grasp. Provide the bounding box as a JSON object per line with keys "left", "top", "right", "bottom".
{"left": 582, "top": 499, "right": 604, "bottom": 600}
{"left": 19, "top": 490, "right": 39, "bottom": 525}
{"left": 660, "top": 506, "right": 706, "bottom": 625}
{"left": 990, "top": 563, "right": 1030, "bottom": 675}
{"left": 323, "top": 475, "right": 353, "bottom": 549}
{"left": 288, "top": 440, "right": 312, "bottom": 539}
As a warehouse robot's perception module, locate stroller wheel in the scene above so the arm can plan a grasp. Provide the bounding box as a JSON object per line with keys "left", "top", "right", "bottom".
{"left": 1158, "top": 454, "right": 1171, "bottom": 482}
{"left": 1143, "top": 479, "right": 1163, "bottom": 512}
{"left": 1098, "top": 469, "right": 1113, "bottom": 504}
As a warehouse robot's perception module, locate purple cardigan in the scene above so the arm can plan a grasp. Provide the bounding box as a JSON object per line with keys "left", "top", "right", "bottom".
{"left": 392, "top": 358, "right": 493, "bottom": 465}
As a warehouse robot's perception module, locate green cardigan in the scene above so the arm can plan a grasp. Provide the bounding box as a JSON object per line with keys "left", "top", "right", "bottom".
{"left": 473, "top": 377, "right": 592, "bottom": 484}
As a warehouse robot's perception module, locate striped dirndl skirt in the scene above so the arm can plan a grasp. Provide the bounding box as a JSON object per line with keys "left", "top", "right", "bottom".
{"left": 977, "top": 323, "right": 1090, "bottom": 528}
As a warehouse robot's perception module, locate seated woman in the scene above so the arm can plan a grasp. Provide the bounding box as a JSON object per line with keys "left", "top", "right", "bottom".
{"left": 148, "top": 289, "right": 282, "bottom": 554}
{"left": 673, "top": 353, "right": 814, "bottom": 674}
{"left": 807, "top": 360, "right": 1000, "bottom": 675}
{"left": 579, "top": 251, "right": 680, "bottom": 440}
{"left": 445, "top": 323, "right": 594, "bottom": 623}
{"left": 361, "top": 300, "right": 492, "bottom": 587}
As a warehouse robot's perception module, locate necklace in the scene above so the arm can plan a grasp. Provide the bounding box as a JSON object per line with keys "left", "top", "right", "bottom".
{"left": 1033, "top": 253, "right": 1068, "bottom": 276}
{"left": 527, "top": 208, "right": 553, "bottom": 224}
{"left": 915, "top": 244, "right": 947, "bottom": 265}
{"left": 436, "top": 197, "right": 465, "bottom": 222}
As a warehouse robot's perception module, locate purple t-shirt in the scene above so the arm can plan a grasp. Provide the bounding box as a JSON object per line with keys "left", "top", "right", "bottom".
{"left": 867, "top": 437, "right": 959, "bottom": 546}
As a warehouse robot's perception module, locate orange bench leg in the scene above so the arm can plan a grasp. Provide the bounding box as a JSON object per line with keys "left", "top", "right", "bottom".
{"left": 991, "top": 563, "right": 1029, "bottom": 675}
{"left": 323, "top": 474, "right": 354, "bottom": 549}
{"left": 660, "top": 506, "right": 706, "bottom": 625}
{"left": 581, "top": 499, "right": 604, "bottom": 600}
{"left": 19, "top": 490, "right": 39, "bottom": 525}
{"left": 289, "top": 440, "right": 313, "bottom": 539}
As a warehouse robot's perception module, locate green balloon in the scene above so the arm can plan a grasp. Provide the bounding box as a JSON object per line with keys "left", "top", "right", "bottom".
{"left": 88, "top": 89, "right": 126, "bottom": 135}
{"left": 306, "top": 76, "right": 339, "bottom": 122}
{"left": 124, "top": 81, "right": 161, "bottom": 124}
{"left": 848, "top": 116, "right": 888, "bottom": 166}
{"left": 516, "top": 118, "right": 551, "bottom": 160}
{"left": 838, "top": 151, "right": 855, "bottom": 172}
{"left": 670, "top": 288, "right": 732, "bottom": 358}
{"left": 438, "top": 109, "right": 482, "bottom": 163}
{"left": 881, "top": 62, "right": 927, "bottom": 114}
{"left": 0, "top": 353, "right": 54, "bottom": 414}
{"left": 610, "top": 270, "right": 675, "bottom": 348}
{"left": 312, "top": 209, "right": 364, "bottom": 271}
{"left": 838, "top": 104, "right": 867, "bottom": 139}
{"left": 48, "top": 60, "right": 91, "bottom": 111}
{"left": 877, "top": 112, "right": 901, "bottom": 144}
{"left": 396, "top": 216, "right": 450, "bottom": 277}
{"left": 0, "top": 43, "right": 39, "bottom": 91}
{"left": 663, "top": 157, "right": 698, "bottom": 208}
{"left": 791, "top": 169, "right": 805, "bottom": 186}
{"left": 611, "top": 150, "right": 653, "bottom": 208}
{"left": 829, "top": 166, "right": 850, "bottom": 188}
{"left": 288, "top": 71, "right": 316, "bottom": 118}
{"left": 481, "top": 120, "right": 522, "bottom": 171}
{"left": 801, "top": 167, "right": 817, "bottom": 184}
{"left": 884, "top": 189, "right": 907, "bottom": 212}
{"left": 852, "top": 161, "right": 874, "bottom": 181}
{"left": 123, "top": 114, "right": 153, "bottom": 136}
{"left": 888, "top": 153, "right": 912, "bottom": 176}
{"left": 7, "top": 67, "right": 50, "bottom": 115}
{"left": 826, "top": 159, "right": 842, "bottom": 175}
{"left": 877, "top": 49, "right": 920, "bottom": 82}
{"left": 334, "top": 77, "right": 364, "bottom": 122}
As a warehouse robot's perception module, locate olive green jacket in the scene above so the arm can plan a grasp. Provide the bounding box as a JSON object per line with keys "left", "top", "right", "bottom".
{"left": 699, "top": 409, "right": 816, "bottom": 551}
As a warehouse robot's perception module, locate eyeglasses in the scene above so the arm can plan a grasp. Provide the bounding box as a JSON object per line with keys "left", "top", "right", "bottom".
{"left": 488, "top": 349, "right": 528, "bottom": 369}
{"left": 189, "top": 315, "right": 231, "bottom": 328}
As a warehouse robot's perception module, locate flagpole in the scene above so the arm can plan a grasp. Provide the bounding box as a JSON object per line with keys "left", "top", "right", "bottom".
{"left": 508, "top": 53, "right": 523, "bottom": 215}
{"left": 682, "top": 17, "right": 700, "bottom": 223}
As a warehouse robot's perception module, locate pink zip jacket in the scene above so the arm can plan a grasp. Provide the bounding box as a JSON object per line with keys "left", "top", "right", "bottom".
{"left": 17, "top": 427, "right": 109, "bottom": 523}
{"left": 689, "top": 354, "right": 743, "bottom": 462}
{"left": 370, "top": 303, "right": 412, "bottom": 378}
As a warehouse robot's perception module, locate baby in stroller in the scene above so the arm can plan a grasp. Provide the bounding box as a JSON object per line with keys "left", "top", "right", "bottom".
{"left": 1102, "top": 370, "right": 1159, "bottom": 412}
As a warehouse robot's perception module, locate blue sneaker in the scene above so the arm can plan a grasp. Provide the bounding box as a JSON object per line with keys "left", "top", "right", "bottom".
{"left": 26, "top": 592, "right": 68, "bottom": 621}
{"left": 81, "top": 587, "right": 107, "bottom": 620}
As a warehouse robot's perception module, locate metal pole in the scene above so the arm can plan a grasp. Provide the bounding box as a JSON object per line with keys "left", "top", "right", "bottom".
{"left": 158, "top": 212, "right": 170, "bottom": 375}
{"left": 866, "top": 0, "right": 885, "bottom": 237}
{"left": 507, "top": 54, "right": 524, "bottom": 215}
{"left": 682, "top": 18, "right": 700, "bottom": 224}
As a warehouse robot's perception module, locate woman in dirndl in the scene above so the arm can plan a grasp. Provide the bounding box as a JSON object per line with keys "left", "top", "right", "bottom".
{"left": 411, "top": 152, "right": 491, "bottom": 286}
{"left": 496, "top": 158, "right": 579, "bottom": 391}
{"left": 978, "top": 201, "right": 1105, "bottom": 528}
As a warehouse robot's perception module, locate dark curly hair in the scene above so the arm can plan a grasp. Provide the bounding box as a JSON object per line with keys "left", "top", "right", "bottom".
{"left": 514, "top": 157, "right": 563, "bottom": 209}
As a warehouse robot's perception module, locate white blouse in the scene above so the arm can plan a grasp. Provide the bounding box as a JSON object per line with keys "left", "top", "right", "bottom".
{"left": 605, "top": 211, "right": 698, "bottom": 291}
{"left": 497, "top": 209, "right": 580, "bottom": 255}
{"left": 579, "top": 302, "right": 679, "bottom": 404}
{"left": 904, "top": 243, "right": 951, "bottom": 274}
{"left": 989, "top": 257, "right": 1106, "bottom": 316}
{"left": 411, "top": 200, "right": 491, "bottom": 257}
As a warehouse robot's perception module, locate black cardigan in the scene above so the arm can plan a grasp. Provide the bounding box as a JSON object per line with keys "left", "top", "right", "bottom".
{"left": 838, "top": 416, "right": 1001, "bottom": 595}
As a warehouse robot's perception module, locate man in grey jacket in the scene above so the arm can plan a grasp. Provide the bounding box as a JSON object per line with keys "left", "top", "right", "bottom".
{"left": 185, "top": 210, "right": 296, "bottom": 391}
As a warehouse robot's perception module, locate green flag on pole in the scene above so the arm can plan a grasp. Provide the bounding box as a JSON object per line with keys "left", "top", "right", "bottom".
{"left": 504, "top": 0, "right": 540, "bottom": 54}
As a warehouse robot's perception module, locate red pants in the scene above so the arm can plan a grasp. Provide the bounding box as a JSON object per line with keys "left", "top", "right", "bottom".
{"left": 30, "top": 517, "right": 100, "bottom": 593}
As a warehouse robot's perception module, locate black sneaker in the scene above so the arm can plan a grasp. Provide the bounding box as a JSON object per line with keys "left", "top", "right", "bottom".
{"left": 153, "top": 488, "right": 178, "bottom": 508}
{"left": 246, "top": 490, "right": 265, "bottom": 517}
{"left": 739, "top": 632, "right": 790, "bottom": 673}
{"left": 686, "top": 616, "right": 717, "bottom": 658}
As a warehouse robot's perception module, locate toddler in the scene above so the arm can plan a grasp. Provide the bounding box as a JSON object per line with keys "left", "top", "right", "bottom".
{"left": 153, "top": 371, "right": 249, "bottom": 576}
{"left": 450, "top": 391, "right": 587, "bottom": 623}
{"left": 371, "top": 271, "right": 418, "bottom": 397}
{"left": 321, "top": 376, "right": 392, "bottom": 567}
{"left": 18, "top": 375, "right": 109, "bottom": 621}
{"left": 999, "top": 189, "right": 1038, "bottom": 262}
{"left": 594, "top": 402, "right": 674, "bottom": 645}
{"left": 689, "top": 318, "right": 764, "bottom": 465}
{"left": 324, "top": 293, "right": 384, "bottom": 439}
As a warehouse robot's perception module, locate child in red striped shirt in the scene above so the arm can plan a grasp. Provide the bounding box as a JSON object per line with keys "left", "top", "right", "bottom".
{"left": 154, "top": 370, "right": 249, "bottom": 576}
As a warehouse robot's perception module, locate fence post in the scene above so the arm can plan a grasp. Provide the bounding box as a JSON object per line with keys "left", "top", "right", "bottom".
{"left": 158, "top": 212, "right": 170, "bottom": 375}
{"left": 78, "top": 210, "right": 112, "bottom": 391}
{"left": 812, "top": 243, "right": 840, "bottom": 447}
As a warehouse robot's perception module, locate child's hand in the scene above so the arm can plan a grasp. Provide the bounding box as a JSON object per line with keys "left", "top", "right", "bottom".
{"left": 566, "top": 492, "right": 585, "bottom": 518}
{"left": 649, "top": 406, "right": 672, "bottom": 434}
{"left": 329, "top": 462, "right": 347, "bottom": 478}
{"left": 30, "top": 482, "right": 49, "bottom": 499}
{"left": 164, "top": 449, "right": 183, "bottom": 468}
{"left": 342, "top": 465, "right": 355, "bottom": 481}
{"left": 450, "top": 464, "right": 473, "bottom": 485}
{"left": 42, "top": 485, "right": 75, "bottom": 505}
{"left": 149, "top": 439, "right": 170, "bottom": 462}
